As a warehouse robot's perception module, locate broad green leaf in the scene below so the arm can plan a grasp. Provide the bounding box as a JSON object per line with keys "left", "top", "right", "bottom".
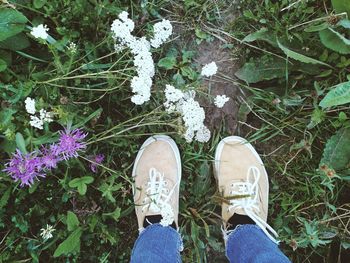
{"left": 15, "top": 132, "right": 27, "bottom": 154}
{"left": 69, "top": 176, "right": 94, "bottom": 195}
{"left": 0, "top": 9, "right": 28, "bottom": 41}
{"left": 102, "top": 207, "right": 121, "bottom": 222}
{"left": 67, "top": 211, "right": 79, "bottom": 231}
{"left": 319, "top": 28, "right": 350, "bottom": 54}
{"left": 338, "top": 19, "right": 350, "bottom": 29}
{"left": 277, "top": 40, "right": 331, "bottom": 67}
{"left": 320, "top": 127, "right": 350, "bottom": 170}
{"left": 331, "top": 0, "right": 350, "bottom": 17}
{"left": 242, "top": 28, "right": 277, "bottom": 47}
{"left": 235, "top": 56, "right": 288, "bottom": 83}
{"left": 33, "top": 0, "right": 47, "bottom": 9}
{"left": 180, "top": 66, "right": 197, "bottom": 80}
{"left": 319, "top": 81, "right": 350, "bottom": 108}
{"left": 0, "top": 59, "right": 7, "bottom": 72}
{"left": 53, "top": 227, "right": 82, "bottom": 257}
{"left": 99, "top": 182, "right": 122, "bottom": 203}
{"left": 157, "top": 56, "right": 177, "bottom": 70}
{"left": 0, "top": 33, "right": 30, "bottom": 51}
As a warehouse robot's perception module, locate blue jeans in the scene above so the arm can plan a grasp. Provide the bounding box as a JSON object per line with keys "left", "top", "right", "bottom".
{"left": 130, "top": 224, "right": 291, "bottom": 263}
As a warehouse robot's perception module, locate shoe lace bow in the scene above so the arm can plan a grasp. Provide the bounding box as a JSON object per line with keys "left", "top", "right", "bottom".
{"left": 141, "top": 167, "right": 176, "bottom": 227}
{"left": 227, "top": 166, "right": 279, "bottom": 243}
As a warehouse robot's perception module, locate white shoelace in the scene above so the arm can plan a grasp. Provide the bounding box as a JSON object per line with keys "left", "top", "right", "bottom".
{"left": 225, "top": 166, "right": 279, "bottom": 243}
{"left": 141, "top": 168, "right": 176, "bottom": 227}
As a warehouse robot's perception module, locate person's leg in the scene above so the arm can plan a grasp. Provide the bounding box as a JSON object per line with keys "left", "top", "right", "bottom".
{"left": 130, "top": 224, "right": 182, "bottom": 263}
{"left": 214, "top": 136, "right": 291, "bottom": 263}
{"left": 130, "top": 135, "right": 182, "bottom": 263}
{"left": 225, "top": 225, "right": 290, "bottom": 262}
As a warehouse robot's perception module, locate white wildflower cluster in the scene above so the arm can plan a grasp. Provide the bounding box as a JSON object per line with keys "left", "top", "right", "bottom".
{"left": 164, "top": 85, "right": 211, "bottom": 143}
{"left": 201, "top": 61, "right": 218, "bottom": 77}
{"left": 111, "top": 11, "right": 172, "bottom": 105}
{"left": 40, "top": 224, "right": 55, "bottom": 240}
{"left": 214, "top": 94, "right": 230, "bottom": 108}
{"left": 25, "top": 97, "right": 53, "bottom": 130}
{"left": 30, "top": 24, "right": 49, "bottom": 40}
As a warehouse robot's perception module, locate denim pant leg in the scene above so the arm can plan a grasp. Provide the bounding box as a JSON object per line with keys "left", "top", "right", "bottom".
{"left": 226, "top": 225, "right": 291, "bottom": 263}
{"left": 130, "top": 224, "right": 183, "bottom": 263}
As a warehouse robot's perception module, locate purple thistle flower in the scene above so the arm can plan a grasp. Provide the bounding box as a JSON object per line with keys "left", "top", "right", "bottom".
{"left": 40, "top": 145, "right": 61, "bottom": 170}
{"left": 55, "top": 128, "right": 87, "bottom": 160}
{"left": 3, "top": 150, "right": 45, "bottom": 187}
{"left": 89, "top": 154, "right": 104, "bottom": 173}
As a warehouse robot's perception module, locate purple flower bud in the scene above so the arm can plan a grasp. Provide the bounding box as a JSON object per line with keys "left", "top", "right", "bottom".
{"left": 89, "top": 154, "right": 104, "bottom": 173}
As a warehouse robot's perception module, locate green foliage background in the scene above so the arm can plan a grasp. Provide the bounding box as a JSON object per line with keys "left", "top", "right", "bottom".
{"left": 1, "top": 0, "right": 350, "bottom": 262}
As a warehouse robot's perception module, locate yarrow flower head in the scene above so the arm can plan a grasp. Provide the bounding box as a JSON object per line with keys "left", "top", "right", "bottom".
{"left": 111, "top": 12, "right": 172, "bottom": 105}
{"left": 150, "top": 19, "right": 173, "bottom": 48}
{"left": 3, "top": 150, "right": 44, "bottom": 187}
{"left": 25, "top": 97, "right": 36, "bottom": 114}
{"left": 214, "top": 94, "right": 230, "bottom": 108}
{"left": 30, "top": 24, "right": 49, "bottom": 40}
{"left": 201, "top": 61, "right": 218, "bottom": 77}
{"left": 163, "top": 85, "right": 211, "bottom": 143}
{"left": 89, "top": 154, "right": 104, "bottom": 173}
{"left": 40, "top": 224, "right": 55, "bottom": 240}
{"left": 55, "top": 128, "right": 87, "bottom": 160}
{"left": 25, "top": 97, "right": 53, "bottom": 130}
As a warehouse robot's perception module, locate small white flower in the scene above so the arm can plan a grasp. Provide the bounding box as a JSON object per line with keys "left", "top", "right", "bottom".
{"left": 201, "top": 62, "right": 218, "bottom": 77}
{"left": 214, "top": 95, "right": 230, "bottom": 108}
{"left": 30, "top": 24, "right": 49, "bottom": 40}
{"left": 67, "top": 42, "right": 77, "bottom": 53}
{"left": 39, "top": 109, "right": 53, "bottom": 123}
{"left": 40, "top": 224, "right": 55, "bottom": 240}
{"left": 184, "top": 128, "right": 195, "bottom": 143}
{"left": 195, "top": 125, "right": 211, "bottom": 143}
{"left": 163, "top": 85, "right": 211, "bottom": 143}
{"left": 150, "top": 19, "right": 173, "bottom": 48}
{"left": 25, "top": 97, "right": 36, "bottom": 115}
{"left": 29, "top": 115, "right": 44, "bottom": 130}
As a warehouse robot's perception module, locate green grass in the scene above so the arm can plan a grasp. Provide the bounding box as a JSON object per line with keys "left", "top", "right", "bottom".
{"left": 1, "top": 0, "right": 350, "bottom": 262}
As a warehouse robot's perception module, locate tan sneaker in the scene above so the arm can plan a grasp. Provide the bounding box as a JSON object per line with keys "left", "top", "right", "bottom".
{"left": 214, "top": 136, "right": 278, "bottom": 242}
{"left": 132, "top": 135, "right": 181, "bottom": 231}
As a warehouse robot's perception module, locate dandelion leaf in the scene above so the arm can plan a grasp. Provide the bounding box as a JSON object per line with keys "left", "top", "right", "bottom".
{"left": 319, "top": 28, "right": 350, "bottom": 54}
{"left": 67, "top": 211, "right": 79, "bottom": 232}
{"left": 320, "top": 127, "right": 350, "bottom": 171}
{"left": 53, "top": 227, "right": 82, "bottom": 257}
{"left": 319, "top": 81, "right": 350, "bottom": 108}
{"left": 235, "top": 56, "right": 287, "bottom": 83}
{"left": 277, "top": 40, "right": 331, "bottom": 67}
{"left": 0, "top": 9, "right": 28, "bottom": 41}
